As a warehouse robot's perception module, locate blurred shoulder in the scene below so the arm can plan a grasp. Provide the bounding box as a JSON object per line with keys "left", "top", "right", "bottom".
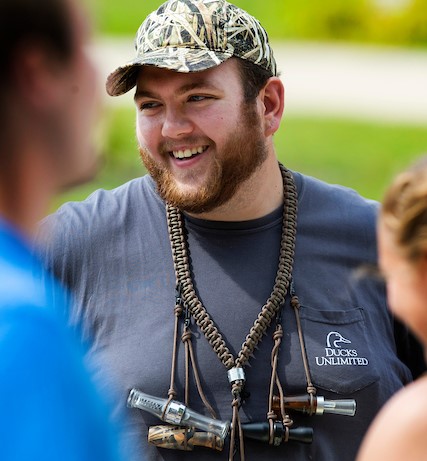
{"left": 357, "top": 375, "right": 427, "bottom": 461}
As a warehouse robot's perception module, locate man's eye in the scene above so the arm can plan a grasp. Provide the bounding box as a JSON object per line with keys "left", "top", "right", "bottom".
{"left": 188, "top": 95, "right": 209, "bottom": 102}
{"left": 140, "top": 102, "right": 160, "bottom": 110}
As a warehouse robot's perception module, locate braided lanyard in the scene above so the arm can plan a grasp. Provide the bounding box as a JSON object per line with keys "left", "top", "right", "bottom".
{"left": 166, "top": 164, "right": 298, "bottom": 459}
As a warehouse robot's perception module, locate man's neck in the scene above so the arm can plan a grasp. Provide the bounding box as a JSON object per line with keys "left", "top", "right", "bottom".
{"left": 187, "top": 153, "right": 283, "bottom": 222}
{"left": 0, "top": 145, "right": 54, "bottom": 238}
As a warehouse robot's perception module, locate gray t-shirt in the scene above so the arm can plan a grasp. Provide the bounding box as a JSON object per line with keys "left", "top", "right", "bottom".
{"left": 39, "top": 171, "right": 416, "bottom": 461}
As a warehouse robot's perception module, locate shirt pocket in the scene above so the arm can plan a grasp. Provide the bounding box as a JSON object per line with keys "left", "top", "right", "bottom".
{"left": 299, "top": 305, "right": 380, "bottom": 394}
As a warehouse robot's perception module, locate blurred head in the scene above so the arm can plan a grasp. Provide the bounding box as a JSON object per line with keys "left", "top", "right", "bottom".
{"left": 378, "top": 155, "right": 427, "bottom": 344}
{"left": 0, "top": 0, "right": 99, "bottom": 191}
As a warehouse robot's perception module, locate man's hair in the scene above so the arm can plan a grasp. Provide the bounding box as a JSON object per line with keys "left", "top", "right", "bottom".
{"left": 0, "top": 0, "right": 74, "bottom": 160}
{"left": 236, "top": 57, "right": 274, "bottom": 103}
{"left": 0, "top": 0, "right": 74, "bottom": 86}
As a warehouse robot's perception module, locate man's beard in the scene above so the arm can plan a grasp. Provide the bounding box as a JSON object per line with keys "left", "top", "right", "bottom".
{"left": 139, "top": 101, "right": 268, "bottom": 214}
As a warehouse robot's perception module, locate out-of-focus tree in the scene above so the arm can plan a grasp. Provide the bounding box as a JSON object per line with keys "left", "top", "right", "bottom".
{"left": 84, "top": 0, "right": 427, "bottom": 46}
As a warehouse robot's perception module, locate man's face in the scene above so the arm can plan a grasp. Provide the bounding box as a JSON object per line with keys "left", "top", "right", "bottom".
{"left": 134, "top": 59, "right": 268, "bottom": 214}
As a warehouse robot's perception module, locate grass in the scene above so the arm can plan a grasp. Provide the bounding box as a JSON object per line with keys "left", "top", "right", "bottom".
{"left": 278, "top": 115, "right": 427, "bottom": 200}
{"left": 51, "top": 106, "right": 427, "bottom": 210}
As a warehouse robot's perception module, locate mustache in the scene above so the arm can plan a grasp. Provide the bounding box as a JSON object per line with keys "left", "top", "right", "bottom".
{"left": 157, "top": 137, "right": 213, "bottom": 155}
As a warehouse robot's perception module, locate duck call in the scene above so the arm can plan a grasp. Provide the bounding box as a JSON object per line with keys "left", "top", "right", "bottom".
{"left": 148, "top": 425, "right": 224, "bottom": 451}
{"left": 128, "top": 389, "right": 315, "bottom": 451}
{"left": 273, "top": 394, "right": 356, "bottom": 417}
{"left": 147, "top": 421, "right": 313, "bottom": 451}
{"left": 242, "top": 421, "right": 313, "bottom": 445}
{"left": 127, "top": 388, "right": 229, "bottom": 439}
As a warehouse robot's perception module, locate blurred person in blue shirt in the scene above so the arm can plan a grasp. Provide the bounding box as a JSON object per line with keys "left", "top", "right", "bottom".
{"left": 0, "top": 0, "right": 127, "bottom": 459}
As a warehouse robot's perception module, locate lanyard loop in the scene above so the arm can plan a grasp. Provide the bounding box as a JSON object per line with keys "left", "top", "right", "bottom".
{"left": 165, "top": 164, "right": 298, "bottom": 460}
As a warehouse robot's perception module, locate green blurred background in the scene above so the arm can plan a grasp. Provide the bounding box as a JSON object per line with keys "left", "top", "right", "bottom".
{"left": 53, "top": 0, "right": 427, "bottom": 209}
{"left": 87, "top": 0, "right": 427, "bottom": 46}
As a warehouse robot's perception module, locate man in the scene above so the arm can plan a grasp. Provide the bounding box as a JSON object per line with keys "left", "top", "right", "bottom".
{"left": 40, "top": 0, "right": 425, "bottom": 460}
{"left": 0, "top": 0, "right": 125, "bottom": 459}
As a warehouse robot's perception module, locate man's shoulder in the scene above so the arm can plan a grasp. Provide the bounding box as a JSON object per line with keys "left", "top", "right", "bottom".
{"left": 294, "top": 171, "right": 378, "bottom": 210}
{"left": 37, "top": 175, "right": 168, "bottom": 267}
{"left": 53, "top": 175, "right": 158, "bottom": 221}
{"left": 0, "top": 253, "right": 43, "bottom": 309}
{"left": 293, "top": 171, "right": 379, "bottom": 223}
{"left": 40, "top": 175, "right": 163, "bottom": 241}
{"left": 291, "top": 171, "right": 379, "bottom": 260}
{"left": 0, "top": 300, "right": 60, "bottom": 341}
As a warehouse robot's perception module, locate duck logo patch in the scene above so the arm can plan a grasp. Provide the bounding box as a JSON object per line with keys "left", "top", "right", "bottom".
{"left": 315, "top": 331, "right": 369, "bottom": 367}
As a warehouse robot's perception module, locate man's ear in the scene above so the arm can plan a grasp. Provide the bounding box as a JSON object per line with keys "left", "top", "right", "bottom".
{"left": 259, "top": 77, "right": 284, "bottom": 137}
{"left": 11, "top": 45, "right": 66, "bottom": 111}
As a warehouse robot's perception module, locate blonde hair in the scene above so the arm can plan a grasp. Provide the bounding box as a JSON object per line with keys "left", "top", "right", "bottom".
{"left": 381, "top": 155, "right": 427, "bottom": 262}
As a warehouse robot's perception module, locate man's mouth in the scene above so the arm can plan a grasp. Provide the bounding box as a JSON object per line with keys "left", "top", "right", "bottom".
{"left": 170, "top": 145, "right": 208, "bottom": 160}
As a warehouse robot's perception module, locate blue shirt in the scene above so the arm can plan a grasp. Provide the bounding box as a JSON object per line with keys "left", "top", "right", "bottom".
{"left": 0, "top": 217, "right": 124, "bottom": 461}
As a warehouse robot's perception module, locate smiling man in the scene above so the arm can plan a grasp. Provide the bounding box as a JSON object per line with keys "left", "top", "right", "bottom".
{"left": 134, "top": 59, "right": 281, "bottom": 221}
{"left": 40, "top": 1, "right": 425, "bottom": 460}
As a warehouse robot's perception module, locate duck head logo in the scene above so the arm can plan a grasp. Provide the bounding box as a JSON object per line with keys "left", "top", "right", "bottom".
{"left": 326, "top": 331, "right": 352, "bottom": 348}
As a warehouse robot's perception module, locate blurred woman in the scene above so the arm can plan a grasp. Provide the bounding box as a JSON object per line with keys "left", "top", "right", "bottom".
{"left": 357, "top": 155, "right": 427, "bottom": 461}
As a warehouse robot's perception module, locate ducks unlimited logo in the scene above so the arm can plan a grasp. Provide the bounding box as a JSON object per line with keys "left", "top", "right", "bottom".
{"left": 315, "top": 332, "right": 369, "bottom": 367}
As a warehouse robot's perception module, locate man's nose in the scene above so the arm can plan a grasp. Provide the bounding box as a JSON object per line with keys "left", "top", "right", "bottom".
{"left": 161, "top": 107, "right": 193, "bottom": 139}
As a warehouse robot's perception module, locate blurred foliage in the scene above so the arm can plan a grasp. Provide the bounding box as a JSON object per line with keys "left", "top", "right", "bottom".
{"left": 51, "top": 106, "right": 427, "bottom": 210}
{"left": 84, "top": 0, "right": 427, "bottom": 46}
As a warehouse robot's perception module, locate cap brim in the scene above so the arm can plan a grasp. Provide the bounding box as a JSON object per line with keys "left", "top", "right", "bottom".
{"left": 106, "top": 47, "right": 233, "bottom": 97}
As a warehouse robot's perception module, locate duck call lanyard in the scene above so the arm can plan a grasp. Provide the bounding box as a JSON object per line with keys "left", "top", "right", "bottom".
{"left": 165, "top": 164, "right": 313, "bottom": 460}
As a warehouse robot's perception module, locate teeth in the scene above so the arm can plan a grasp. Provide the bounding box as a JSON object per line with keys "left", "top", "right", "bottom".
{"left": 172, "top": 146, "right": 206, "bottom": 159}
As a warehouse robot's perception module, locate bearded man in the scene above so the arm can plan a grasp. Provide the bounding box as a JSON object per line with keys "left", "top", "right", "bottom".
{"left": 39, "top": 1, "right": 425, "bottom": 460}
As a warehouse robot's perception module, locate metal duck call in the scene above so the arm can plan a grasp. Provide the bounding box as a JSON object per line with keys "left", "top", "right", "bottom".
{"left": 127, "top": 388, "right": 229, "bottom": 440}
{"left": 273, "top": 394, "right": 356, "bottom": 417}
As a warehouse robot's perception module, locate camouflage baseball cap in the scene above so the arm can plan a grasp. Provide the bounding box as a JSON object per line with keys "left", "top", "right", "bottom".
{"left": 106, "top": 0, "right": 277, "bottom": 96}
